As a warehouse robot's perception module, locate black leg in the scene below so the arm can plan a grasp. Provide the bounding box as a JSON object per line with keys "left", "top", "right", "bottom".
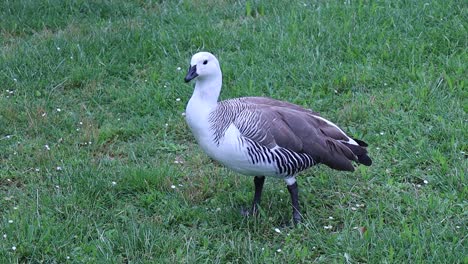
{"left": 252, "top": 176, "right": 265, "bottom": 214}
{"left": 287, "top": 182, "right": 301, "bottom": 224}
{"left": 241, "top": 176, "right": 265, "bottom": 217}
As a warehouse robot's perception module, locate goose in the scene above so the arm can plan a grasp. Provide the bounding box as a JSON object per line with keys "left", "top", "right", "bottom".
{"left": 184, "top": 52, "right": 372, "bottom": 223}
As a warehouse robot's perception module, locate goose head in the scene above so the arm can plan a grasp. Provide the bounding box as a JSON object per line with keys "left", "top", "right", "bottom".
{"left": 184, "top": 52, "right": 221, "bottom": 83}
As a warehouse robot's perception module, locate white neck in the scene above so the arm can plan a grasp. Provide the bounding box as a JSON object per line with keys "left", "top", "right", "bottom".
{"left": 190, "top": 75, "right": 222, "bottom": 107}
{"left": 186, "top": 73, "right": 222, "bottom": 133}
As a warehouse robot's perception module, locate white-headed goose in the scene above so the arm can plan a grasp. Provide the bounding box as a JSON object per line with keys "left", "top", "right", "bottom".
{"left": 184, "top": 52, "right": 372, "bottom": 223}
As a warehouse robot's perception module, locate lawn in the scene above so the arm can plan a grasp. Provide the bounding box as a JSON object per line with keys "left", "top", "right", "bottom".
{"left": 0, "top": 0, "right": 466, "bottom": 263}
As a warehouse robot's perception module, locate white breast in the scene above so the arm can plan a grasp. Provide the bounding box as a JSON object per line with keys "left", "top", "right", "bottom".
{"left": 186, "top": 96, "right": 278, "bottom": 177}
{"left": 195, "top": 122, "right": 279, "bottom": 177}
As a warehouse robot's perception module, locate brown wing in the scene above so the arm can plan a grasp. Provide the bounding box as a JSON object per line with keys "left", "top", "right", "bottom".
{"left": 242, "top": 96, "right": 321, "bottom": 115}
{"left": 233, "top": 100, "right": 360, "bottom": 171}
{"left": 243, "top": 97, "right": 351, "bottom": 142}
{"left": 232, "top": 106, "right": 304, "bottom": 151}
{"left": 274, "top": 107, "right": 358, "bottom": 171}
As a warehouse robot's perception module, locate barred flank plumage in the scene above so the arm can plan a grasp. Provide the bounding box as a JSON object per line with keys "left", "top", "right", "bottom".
{"left": 208, "top": 99, "right": 245, "bottom": 145}
{"left": 208, "top": 98, "right": 317, "bottom": 177}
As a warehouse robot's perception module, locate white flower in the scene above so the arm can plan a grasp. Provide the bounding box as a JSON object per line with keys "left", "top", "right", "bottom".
{"left": 274, "top": 228, "right": 281, "bottom": 233}
{"left": 8, "top": 220, "right": 13, "bottom": 224}
{"left": 176, "top": 67, "right": 182, "bottom": 71}
{"left": 13, "top": 78, "right": 17, "bottom": 82}
{"left": 328, "top": 216, "right": 334, "bottom": 220}
{"left": 13, "top": 206, "right": 18, "bottom": 210}
{"left": 176, "top": 98, "right": 181, "bottom": 102}
{"left": 45, "top": 144, "right": 50, "bottom": 151}
{"left": 171, "top": 185, "right": 176, "bottom": 189}
{"left": 181, "top": 112, "right": 186, "bottom": 116}
{"left": 344, "top": 252, "right": 351, "bottom": 263}
{"left": 56, "top": 108, "right": 61, "bottom": 112}
{"left": 35, "top": 168, "right": 40, "bottom": 172}
{"left": 56, "top": 166, "right": 62, "bottom": 171}
{"left": 379, "top": 132, "right": 384, "bottom": 135}
{"left": 423, "top": 180, "right": 428, "bottom": 184}
{"left": 324, "top": 225, "right": 333, "bottom": 229}
{"left": 12, "top": 246, "right": 16, "bottom": 251}
{"left": 2, "top": 234, "right": 6, "bottom": 239}
{"left": 276, "top": 249, "right": 282, "bottom": 253}
{"left": 56, "top": 47, "right": 61, "bottom": 50}
{"left": 351, "top": 207, "right": 357, "bottom": 211}
{"left": 111, "top": 181, "right": 117, "bottom": 186}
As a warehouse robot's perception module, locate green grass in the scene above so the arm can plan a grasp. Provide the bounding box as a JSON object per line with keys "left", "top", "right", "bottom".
{"left": 0, "top": 0, "right": 466, "bottom": 262}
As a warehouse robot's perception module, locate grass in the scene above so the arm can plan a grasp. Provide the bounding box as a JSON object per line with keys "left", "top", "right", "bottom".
{"left": 0, "top": 0, "right": 466, "bottom": 262}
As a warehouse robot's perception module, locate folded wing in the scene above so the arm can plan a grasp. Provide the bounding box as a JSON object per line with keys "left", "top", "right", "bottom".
{"left": 233, "top": 97, "right": 372, "bottom": 171}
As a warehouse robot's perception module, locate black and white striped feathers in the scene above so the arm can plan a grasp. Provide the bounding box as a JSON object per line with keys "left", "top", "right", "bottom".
{"left": 207, "top": 98, "right": 313, "bottom": 176}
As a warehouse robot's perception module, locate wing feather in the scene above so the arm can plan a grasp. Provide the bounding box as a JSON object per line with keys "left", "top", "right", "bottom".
{"left": 229, "top": 97, "right": 370, "bottom": 171}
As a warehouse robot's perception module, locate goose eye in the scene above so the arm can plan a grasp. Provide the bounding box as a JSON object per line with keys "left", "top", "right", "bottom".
{"left": 203, "top": 60, "right": 208, "bottom": 65}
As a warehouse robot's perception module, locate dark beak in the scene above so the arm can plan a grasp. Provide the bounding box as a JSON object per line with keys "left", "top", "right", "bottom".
{"left": 184, "top": 65, "right": 198, "bottom": 83}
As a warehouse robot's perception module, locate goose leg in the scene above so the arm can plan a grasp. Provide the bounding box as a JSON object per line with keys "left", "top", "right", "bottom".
{"left": 285, "top": 177, "right": 301, "bottom": 224}
{"left": 252, "top": 176, "right": 266, "bottom": 214}
{"left": 241, "top": 176, "right": 265, "bottom": 217}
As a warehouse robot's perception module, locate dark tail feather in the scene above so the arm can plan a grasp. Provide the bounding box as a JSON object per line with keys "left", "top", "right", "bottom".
{"left": 357, "top": 153, "right": 372, "bottom": 166}
{"left": 352, "top": 138, "right": 368, "bottom": 147}
{"left": 343, "top": 142, "right": 372, "bottom": 166}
